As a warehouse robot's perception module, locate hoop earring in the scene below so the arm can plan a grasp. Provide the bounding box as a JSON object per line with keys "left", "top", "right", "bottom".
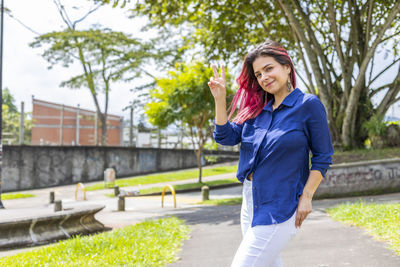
{"left": 287, "top": 79, "right": 292, "bottom": 92}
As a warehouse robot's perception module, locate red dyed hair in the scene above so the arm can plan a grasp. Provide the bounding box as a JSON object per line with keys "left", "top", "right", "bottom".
{"left": 228, "top": 40, "right": 296, "bottom": 124}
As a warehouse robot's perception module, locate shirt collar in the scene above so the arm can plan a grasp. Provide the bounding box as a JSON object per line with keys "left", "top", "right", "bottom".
{"left": 263, "top": 88, "right": 303, "bottom": 111}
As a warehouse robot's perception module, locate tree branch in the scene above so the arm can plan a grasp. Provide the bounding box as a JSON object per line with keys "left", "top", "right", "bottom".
{"left": 292, "top": 0, "right": 332, "bottom": 99}
{"left": 370, "top": 82, "right": 394, "bottom": 98}
{"left": 368, "top": 57, "right": 400, "bottom": 88}
{"left": 246, "top": 0, "right": 269, "bottom": 34}
{"left": 72, "top": 4, "right": 102, "bottom": 28}
{"left": 380, "top": 31, "right": 400, "bottom": 43}
{"left": 364, "top": 0, "right": 374, "bottom": 53}
{"left": 53, "top": 0, "right": 73, "bottom": 29}
{"left": 327, "top": 1, "right": 344, "bottom": 72}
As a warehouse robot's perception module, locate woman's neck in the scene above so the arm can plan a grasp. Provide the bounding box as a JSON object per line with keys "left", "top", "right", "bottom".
{"left": 273, "top": 89, "right": 292, "bottom": 109}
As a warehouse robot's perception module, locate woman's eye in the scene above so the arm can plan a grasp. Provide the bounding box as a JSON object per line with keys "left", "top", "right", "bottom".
{"left": 265, "top": 67, "right": 272, "bottom": 72}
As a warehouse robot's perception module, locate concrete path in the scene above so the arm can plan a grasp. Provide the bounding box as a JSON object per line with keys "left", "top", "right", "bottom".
{"left": 168, "top": 192, "right": 400, "bottom": 267}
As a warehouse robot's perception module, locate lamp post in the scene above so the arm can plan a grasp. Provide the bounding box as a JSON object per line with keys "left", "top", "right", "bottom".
{"left": 0, "top": 0, "right": 5, "bottom": 209}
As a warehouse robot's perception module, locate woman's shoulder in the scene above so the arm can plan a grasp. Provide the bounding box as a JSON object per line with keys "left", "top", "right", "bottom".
{"left": 302, "top": 92, "right": 319, "bottom": 102}
{"left": 299, "top": 92, "right": 323, "bottom": 107}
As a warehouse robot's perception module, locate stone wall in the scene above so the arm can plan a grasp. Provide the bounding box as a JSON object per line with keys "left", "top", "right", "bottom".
{"left": 316, "top": 158, "right": 400, "bottom": 197}
{"left": 2, "top": 145, "right": 239, "bottom": 192}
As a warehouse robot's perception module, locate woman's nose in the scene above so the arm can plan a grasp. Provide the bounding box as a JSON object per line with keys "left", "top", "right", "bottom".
{"left": 260, "top": 72, "right": 269, "bottom": 81}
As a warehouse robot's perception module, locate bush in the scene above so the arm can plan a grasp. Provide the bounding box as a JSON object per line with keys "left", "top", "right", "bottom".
{"left": 362, "top": 115, "right": 388, "bottom": 149}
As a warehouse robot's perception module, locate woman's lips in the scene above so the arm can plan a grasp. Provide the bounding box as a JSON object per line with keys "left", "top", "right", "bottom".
{"left": 265, "top": 81, "right": 274, "bottom": 87}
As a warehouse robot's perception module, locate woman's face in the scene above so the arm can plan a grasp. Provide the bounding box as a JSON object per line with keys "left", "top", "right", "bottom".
{"left": 252, "top": 56, "right": 291, "bottom": 95}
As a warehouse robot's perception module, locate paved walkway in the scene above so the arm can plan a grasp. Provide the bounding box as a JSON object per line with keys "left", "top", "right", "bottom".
{"left": 168, "top": 192, "right": 400, "bottom": 267}
{"left": 1, "top": 166, "right": 399, "bottom": 266}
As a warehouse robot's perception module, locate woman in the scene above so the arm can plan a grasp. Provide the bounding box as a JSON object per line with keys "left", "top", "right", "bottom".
{"left": 208, "top": 40, "right": 334, "bottom": 267}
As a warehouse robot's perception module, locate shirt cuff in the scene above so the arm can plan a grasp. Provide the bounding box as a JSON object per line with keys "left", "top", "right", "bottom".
{"left": 213, "top": 119, "right": 230, "bottom": 132}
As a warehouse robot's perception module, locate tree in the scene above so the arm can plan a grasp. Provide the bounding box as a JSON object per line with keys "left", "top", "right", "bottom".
{"left": 30, "top": 28, "right": 151, "bottom": 145}
{"left": 145, "top": 61, "right": 234, "bottom": 182}
{"left": 2, "top": 88, "right": 32, "bottom": 144}
{"left": 30, "top": 1, "right": 156, "bottom": 145}
{"left": 127, "top": 0, "right": 400, "bottom": 149}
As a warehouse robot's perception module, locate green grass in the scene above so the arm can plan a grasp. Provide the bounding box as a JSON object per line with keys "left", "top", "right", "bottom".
{"left": 326, "top": 201, "right": 400, "bottom": 255}
{"left": 87, "top": 165, "right": 238, "bottom": 191}
{"left": 1, "top": 193, "right": 36, "bottom": 200}
{"left": 0, "top": 216, "right": 190, "bottom": 267}
{"left": 332, "top": 146, "right": 400, "bottom": 164}
{"left": 197, "top": 197, "right": 243, "bottom": 206}
{"left": 104, "top": 178, "right": 240, "bottom": 197}
{"left": 135, "top": 178, "right": 239, "bottom": 195}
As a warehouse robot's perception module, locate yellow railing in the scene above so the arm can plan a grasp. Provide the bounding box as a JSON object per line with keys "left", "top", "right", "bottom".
{"left": 75, "top": 182, "right": 87, "bottom": 201}
{"left": 161, "top": 185, "right": 176, "bottom": 208}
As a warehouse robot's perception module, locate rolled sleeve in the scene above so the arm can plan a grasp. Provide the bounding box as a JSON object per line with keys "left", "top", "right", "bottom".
{"left": 305, "top": 97, "right": 334, "bottom": 177}
{"left": 213, "top": 119, "right": 243, "bottom": 146}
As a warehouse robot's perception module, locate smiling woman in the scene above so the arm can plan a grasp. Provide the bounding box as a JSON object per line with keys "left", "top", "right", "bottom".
{"left": 208, "top": 40, "right": 334, "bottom": 267}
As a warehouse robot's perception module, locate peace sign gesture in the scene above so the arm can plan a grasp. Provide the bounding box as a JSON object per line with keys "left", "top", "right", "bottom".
{"left": 208, "top": 64, "right": 226, "bottom": 101}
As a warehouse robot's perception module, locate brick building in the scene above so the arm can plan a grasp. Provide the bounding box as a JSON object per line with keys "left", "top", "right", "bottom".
{"left": 31, "top": 98, "right": 123, "bottom": 146}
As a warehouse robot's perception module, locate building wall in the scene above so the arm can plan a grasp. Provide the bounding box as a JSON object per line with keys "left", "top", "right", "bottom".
{"left": 31, "top": 99, "right": 122, "bottom": 146}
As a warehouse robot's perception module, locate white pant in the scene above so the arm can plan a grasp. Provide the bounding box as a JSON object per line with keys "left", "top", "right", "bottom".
{"left": 231, "top": 179, "right": 298, "bottom": 267}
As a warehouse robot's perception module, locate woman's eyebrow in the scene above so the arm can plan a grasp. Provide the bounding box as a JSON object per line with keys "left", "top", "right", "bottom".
{"left": 254, "top": 63, "right": 273, "bottom": 74}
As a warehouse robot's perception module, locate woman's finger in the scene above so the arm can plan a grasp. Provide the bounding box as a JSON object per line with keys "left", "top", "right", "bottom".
{"left": 211, "top": 64, "right": 219, "bottom": 79}
{"left": 221, "top": 64, "right": 226, "bottom": 81}
{"left": 295, "top": 212, "right": 302, "bottom": 228}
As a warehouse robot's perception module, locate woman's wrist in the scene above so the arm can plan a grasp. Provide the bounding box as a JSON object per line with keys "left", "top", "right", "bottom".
{"left": 301, "top": 190, "right": 314, "bottom": 199}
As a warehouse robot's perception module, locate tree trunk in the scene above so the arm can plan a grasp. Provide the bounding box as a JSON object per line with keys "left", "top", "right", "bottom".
{"left": 100, "top": 113, "right": 108, "bottom": 146}
{"left": 196, "top": 147, "right": 203, "bottom": 183}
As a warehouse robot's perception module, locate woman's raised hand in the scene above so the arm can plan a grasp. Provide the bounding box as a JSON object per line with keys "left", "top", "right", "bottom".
{"left": 208, "top": 64, "right": 226, "bottom": 101}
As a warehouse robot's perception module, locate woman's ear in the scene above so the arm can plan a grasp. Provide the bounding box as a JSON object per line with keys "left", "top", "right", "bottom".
{"left": 285, "top": 64, "right": 291, "bottom": 75}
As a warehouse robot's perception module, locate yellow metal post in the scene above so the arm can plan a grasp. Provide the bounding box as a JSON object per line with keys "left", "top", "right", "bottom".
{"left": 161, "top": 185, "right": 176, "bottom": 208}
{"left": 75, "top": 182, "right": 87, "bottom": 201}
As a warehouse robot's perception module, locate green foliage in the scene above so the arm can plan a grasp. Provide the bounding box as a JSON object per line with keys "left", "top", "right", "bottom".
{"left": 204, "top": 140, "right": 219, "bottom": 163}
{"left": 197, "top": 197, "right": 242, "bottom": 206}
{"left": 362, "top": 114, "right": 388, "bottom": 137}
{"left": 30, "top": 28, "right": 152, "bottom": 144}
{"left": 145, "top": 60, "right": 235, "bottom": 181}
{"left": 131, "top": 1, "right": 292, "bottom": 65}
{"left": 138, "top": 178, "right": 239, "bottom": 195}
{"left": 327, "top": 201, "right": 400, "bottom": 255}
{"left": 2, "top": 88, "right": 33, "bottom": 145}
{"left": 0, "top": 217, "right": 190, "bottom": 266}
{"left": 146, "top": 61, "right": 233, "bottom": 130}
{"left": 129, "top": 0, "right": 400, "bottom": 149}
{"left": 30, "top": 29, "right": 148, "bottom": 89}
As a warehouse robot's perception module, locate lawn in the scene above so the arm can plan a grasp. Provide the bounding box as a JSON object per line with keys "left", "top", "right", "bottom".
{"left": 326, "top": 201, "right": 400, "bottom": 255}
{"left": 86, "top": 165, "right": 238, "bottom": 191}
{"left": 0, "top": 216, "right": 190, "bottom": 266}
{"left": 139, "top": 178, "right": 240, "bottom": 195}
{"left": 1, "top": 193, "right": 36, "bottom": 200}
{"left": 197, "top": 197, "right": 243, "bottom": 206}
{"left": 332, "top": 146, "right": 400, "bottom": 164}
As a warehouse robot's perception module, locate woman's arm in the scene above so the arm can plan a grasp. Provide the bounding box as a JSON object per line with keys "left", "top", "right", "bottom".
{"left": 209, "top": 64, "right": 243, "bottom": 145}
{"left": 295, "top": 170, "right": 322, "bottom": 228}
{"left": 296, "top": 96, "right": 334, "bottom": 228}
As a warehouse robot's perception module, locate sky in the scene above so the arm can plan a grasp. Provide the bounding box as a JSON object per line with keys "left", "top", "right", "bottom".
{"left": 3, "top": 0, "right": 400, "bottom": 122}
{"left": 4, "top": 0, "right": 156, "bottom": 121}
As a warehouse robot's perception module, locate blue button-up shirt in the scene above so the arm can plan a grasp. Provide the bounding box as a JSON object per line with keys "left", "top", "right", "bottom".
{"left": 213, "top": 88, "right": 334, "bottom": 226}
